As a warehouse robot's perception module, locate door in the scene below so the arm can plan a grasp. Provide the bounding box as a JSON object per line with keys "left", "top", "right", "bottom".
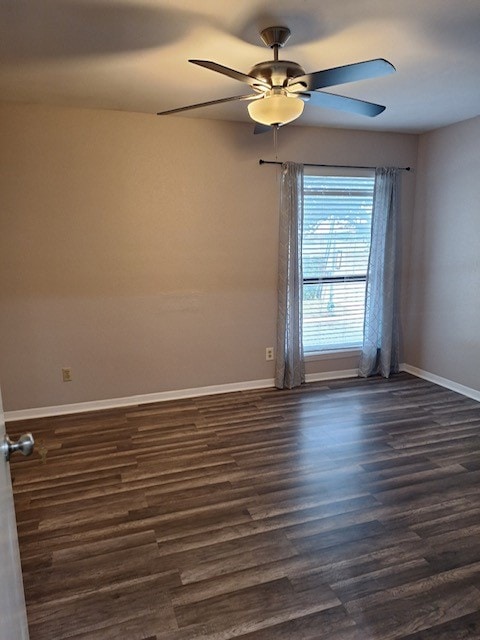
{"left": 0, "top": 386, "right": 30, "bottom": 640}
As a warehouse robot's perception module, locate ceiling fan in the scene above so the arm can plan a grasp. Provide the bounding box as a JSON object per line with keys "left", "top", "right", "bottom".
{"left": 157, "top": 26, "right": 395, "bottom": 132}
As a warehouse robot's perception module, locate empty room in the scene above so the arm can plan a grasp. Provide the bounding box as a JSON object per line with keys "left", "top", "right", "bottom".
{"left": 1, "top": 1, "right": 480, "bottom": 638}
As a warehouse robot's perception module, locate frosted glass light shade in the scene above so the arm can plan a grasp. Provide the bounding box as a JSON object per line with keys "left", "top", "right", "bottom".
{"left": 248, "top": 94, "right": 304, "bottom": 126}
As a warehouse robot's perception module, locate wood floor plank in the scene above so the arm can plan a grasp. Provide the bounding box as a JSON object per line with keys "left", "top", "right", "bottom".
{"left": 352, "top": 585, "right": 480, "bottom": 639}
{"left": 174, "top": 576, "right": 341, "bottom": 635}
{"left": 398, "top": 610, "right": 480, "bottom": 639}
{"left": 9, "top": 372, "right": 480, "bottom": 639}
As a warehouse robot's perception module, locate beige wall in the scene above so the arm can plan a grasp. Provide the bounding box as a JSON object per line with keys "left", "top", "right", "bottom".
{"left": 403, "top": 115, "right": 480, "bottom": 391}
{"left": 0, "top": 102, "right": 417, "bottom": 411}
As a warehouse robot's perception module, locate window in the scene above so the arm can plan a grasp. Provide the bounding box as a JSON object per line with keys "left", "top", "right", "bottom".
{"left": 302, "top": 172, "right": 375, "bottom": 353}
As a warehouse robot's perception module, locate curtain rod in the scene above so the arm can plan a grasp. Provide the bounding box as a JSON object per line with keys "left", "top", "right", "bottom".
{"left": 259, "top": 159, "right": 411, "bottom": 171}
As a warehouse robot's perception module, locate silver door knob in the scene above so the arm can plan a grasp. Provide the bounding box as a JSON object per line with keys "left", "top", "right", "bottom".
{"left": 2, "top": 433, "right": 35, "bottom": 461}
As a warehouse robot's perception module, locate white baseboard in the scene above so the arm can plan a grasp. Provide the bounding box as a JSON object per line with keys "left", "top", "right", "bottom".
{"left": 4, "top": 378, "right": 275, "bottom": 422}
{"left": 5, "top": 368, "right": 361, "bottom": 422}
{"left": 8, "top": 365, "right": 476, "bottom": 422}
{"left": 400, "top": 363, "right": 480, "bottom": 403}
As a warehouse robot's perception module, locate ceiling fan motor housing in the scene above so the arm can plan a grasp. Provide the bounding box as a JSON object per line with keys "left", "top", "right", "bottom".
{"left": 249, "top": 61, "right": 305, "bottom": 88}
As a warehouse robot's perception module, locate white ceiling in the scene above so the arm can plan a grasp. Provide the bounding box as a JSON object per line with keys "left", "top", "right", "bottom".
{"left": 1, "top": 0, "right": 479, "bottom": 133}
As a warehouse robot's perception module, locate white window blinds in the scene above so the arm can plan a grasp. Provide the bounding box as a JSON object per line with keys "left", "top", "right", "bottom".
{"left": 302, "top": 173, "right": 375, "bottom": 352}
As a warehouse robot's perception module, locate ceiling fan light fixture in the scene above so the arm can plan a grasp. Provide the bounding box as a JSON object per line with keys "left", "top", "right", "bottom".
{"left": 247, "top": 90, "right": 304, "bottom": 126}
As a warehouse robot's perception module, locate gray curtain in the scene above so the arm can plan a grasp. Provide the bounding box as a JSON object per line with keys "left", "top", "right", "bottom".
{"left": 275, "top": 162, "right": 305, "bottom": 389}
{"left": 359, "top": 167, "right": 401, "bottom": 378}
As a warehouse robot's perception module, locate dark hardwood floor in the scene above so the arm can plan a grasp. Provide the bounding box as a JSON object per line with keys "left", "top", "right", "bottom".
{"left": 9, "top": 372, "right": 480, "bottom": 639}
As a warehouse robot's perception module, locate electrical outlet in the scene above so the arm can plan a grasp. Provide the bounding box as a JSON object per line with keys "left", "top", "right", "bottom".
{"left": 266, "top": 347, "right": 274, "bottom": 361}
{"left": 62, "top": 367, "right": 72, "bottom": 382}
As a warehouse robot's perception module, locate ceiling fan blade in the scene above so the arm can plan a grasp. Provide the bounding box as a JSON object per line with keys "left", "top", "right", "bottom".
{"left": 253, "top": 123, "right": 272, "bottom": 135}
{"left": 157, "top": 93, "right": 260, "bottom": 116}
{"left": 306, "top": 90, "right": 386, "bottom": 117}
{"left": 290, "top": 58, "right": 395, "bottom": 92}
{"left": 189, "top": 60, "right": 269, "bottom": 90}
